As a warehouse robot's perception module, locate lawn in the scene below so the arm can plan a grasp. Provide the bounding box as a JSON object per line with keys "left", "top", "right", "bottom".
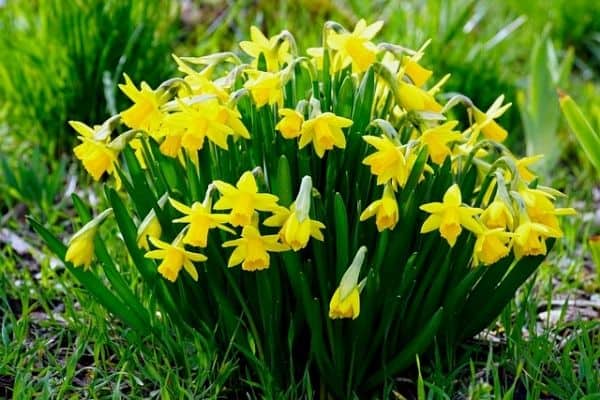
{"left": 1, "top": 1, "right": 599, "bottom": 399}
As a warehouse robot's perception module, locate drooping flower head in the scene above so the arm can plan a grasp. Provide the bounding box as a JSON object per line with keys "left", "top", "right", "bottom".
{"left": 65, "top": 208, "right": 112, "bottom": 269}
{"left": 359, "top": 183, "right": 399, "bottom": 231}
{"left": 329, "top": 246, "right": 368, "bottom": 320}
{"left": 145, "top": 234, "right": 207, "bottom": 282}
{"left": 473, "top": 228, "right": 512, "bottom": 266}
{"left": 264, "top": 176, "right": 325, "bottom": 251}
{"left": 299, "top": 112, "right": 353, "bottom": 158}
{"left": 420, "top": 120, "right": 464, "bottom": 165}
{"left": 471, "top": 95, "right": 511, "bottom": 142}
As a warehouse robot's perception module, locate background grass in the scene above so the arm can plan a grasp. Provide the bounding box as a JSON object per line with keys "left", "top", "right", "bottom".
{"left": 1, "top": 0, "right": 599, "bottom": 398}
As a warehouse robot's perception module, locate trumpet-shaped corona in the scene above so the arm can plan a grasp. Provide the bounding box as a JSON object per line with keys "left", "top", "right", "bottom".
{"left": 222, "top": 225, "right": 288, "bottom": 271}
{"left": 145, "top": 236, "right": 207, "bottom": 282}
{"left": 298, "top": 112, "right": 353, "bottom": 158}
{"left": 359, "top": 184, "right": 399, "bottom": 231}
{"left": 420, "top": 184, "right": 482, "bottom": 247}
{"left": 213, "top": 171, "right": 280, "bottom": 227}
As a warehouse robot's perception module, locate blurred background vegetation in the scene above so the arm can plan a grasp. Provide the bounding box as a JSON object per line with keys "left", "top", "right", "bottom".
{"left": 0, "top": 0, "right": 598, "bottom": 398}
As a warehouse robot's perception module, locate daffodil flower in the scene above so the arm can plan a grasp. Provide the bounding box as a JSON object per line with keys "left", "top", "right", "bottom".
{"left": 73, "top": 136, "right": 118, "bottom": 182}
{"left": 298, "top": 112, "right": 353, "bottom": 158}
{"left": 362, "top": 134, "right": 409, "bottom": 187}
{"left": 515, "top": 155, "right": 543, "bottom": 183}
{"left": 170, "top": 192, "right": 234, "bottom": 248}
{"left": 65, "top": 208, "right": 112, "bottom": 268}
{"left": 519, "top": 187, "right": 576, "bottom": 232}
{"left": 119, "top": 74, "right": 167, "bottom": 135}
{"left": 70, "top": 120, "right": 124, "bottom": 188}
{"left": 145, "top": 235, "right": 207, "bottom": 282}
{"left": 420, "top": 184, "right": 482, "bottom": 247}
{"left": 397, "top": 80, "right": 443, "bottom": 112}
{"left": 213, "top": 171, "right": 280, "bottom": 227}
{"left": 420, "top": 120, "right": 464, "bottom": 165}
{"left": 163, "top": 99, "right": 233, "bottom": 152}
{"left": 513, "top": 220, "right": 561, "bottom": 259}
{"left": 473, "top": 228, "right": 512, "bottom": 266}
{"left": 329, "top": 246, "right": 368, "bottom": 320}
{"left": 244, "top": 70, "right": 284, "bottom": 107}
{"left": 402, "top": 55, "right": 432, "bottom": 87}
{"left": 173, "top": 55, "right": 229, "bottom": 101}
{"left": 359, "top": 183, "right": 399, "bottom": 231}
{"left": 136, "top": 194, "right": 169, "bottom": 249}
{"left": 159, "top": 131, "right": 184, "bottom": 157}
{"left": 327, "top": 19, "right": 383, "bottom": 73}
{"left": 239, "top": 26, "right": 291, "bottom": 72}
{"left": 472, "top": 95, "right": 511, "bottom": 142}
{"left": 276, "top": 108, "right": 304, "bottom": 139}
{"left": 264, "top": 176, "right": 325, "bottom": 251}
{"left": 222, "top": 225, "right": 288, "bottom": 271}
{"left": 481, "top": 198, "right": 515, "bottom": 230}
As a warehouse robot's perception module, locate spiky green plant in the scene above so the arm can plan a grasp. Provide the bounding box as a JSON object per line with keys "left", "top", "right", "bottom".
{"left": 32, "top": 20, "right": 573, "bottom": 398}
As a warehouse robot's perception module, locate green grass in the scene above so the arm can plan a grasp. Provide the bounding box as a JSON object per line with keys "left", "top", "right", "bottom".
{"left": 0, "top": 0, "right": 179, "bottom": 155}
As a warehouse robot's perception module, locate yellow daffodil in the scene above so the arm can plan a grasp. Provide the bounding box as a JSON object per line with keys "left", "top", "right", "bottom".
{"left": 359, "top": 183, "right": 399, "bottom": 231}
{"left": 263, "top": 176, "right": 325, "bottom": 251}
{"left": 472, "top": 95, "right": 511, "bottom": 142}
{"left": 298, "top": 112, "right": 353, "bottom": 158}
{"left": 327, "top": 19, "right": 383, "bottom": 73}
{"left": 397, "top": 81, "right": 443, "bottom": 112}
{"left": 222, "top": 225, "right": 288, "bottom": 271}
{"left": 515, "top": 155, "right": 543, "bottom": 183}
{"left": 136, "top": 194, "right": 169, "bottom": 249}
{"left": 244, "top": 70, "right": 284, "bottom": 107}
{"left": 65, "top": 208, "right": 112, "bottom": 268}
{"left": 473, "top": 228, "right": 512, "bottom": 266}
{"left": 420, "top": 121, "right": 463, "bottom": 165}
{"left": 481, "top": 198, "right": 514, "bottom": 230}
{"left": 276, "top": 108, "right": 304, "bottom": 139}
{"left": 240, "top": 26, "right": 291, "bottom": 72}
{"left": 137, "top": 210, "right": 162, "bottom": 250}
{"left": 65, "top": 228, "right": 96, "bottom": 268}
{"left": 145, "top": 235, "right": 207, "bottom": 282}
{"left": 329, "top": 246, "right": 368, "bottom": 319}
{"left": 402, "top": 55, "right": 432, "bottom": 87}
{"left": 513, "top": 220, "right": 561, "bottom": 259}
{"left": 213, "top": 171, "right": 280, "bottom": 227}
{"left": 73, "top": 136, "right": 118, "bottom": 182}
{"left": 215, "top": 105, "right": 250, "bottom": 140}
{"left": 159, "top": 131, "right": 184, "bottom": 157}
{"left": 519, "top": 187, "right": 576, "bottom": 232}
{"left": 306, "top": 47, "right": 325, "bottom": 70}
{"left": 362, "top": 134, "right": 409, "bottom": 187}
{"left": 420, "top": 184, "right": 482, "bottom": 247}
{"left": 170, "top": 195, "right": 234, "bottom": 248}
{"left": 119, "top": 74, "right": 166, "bottom": 135}
{"left": 173, "top": 55, "right": 229, "bottom": 101}
{"left": 69, "top": 120, "right": 109, "bottom": 141}
{"left": 163, "top": 99, "right": 232, "bottom": 152}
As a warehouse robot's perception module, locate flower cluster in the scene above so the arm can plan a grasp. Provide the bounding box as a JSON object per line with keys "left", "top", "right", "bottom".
{"left": 43, "top": 22, "right": 580, "bottom": 395}
{"left": 64, "top": 19, "right": 574, "bottom": 322}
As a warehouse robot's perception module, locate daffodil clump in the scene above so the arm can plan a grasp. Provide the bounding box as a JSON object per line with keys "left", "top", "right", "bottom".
{"left": 33, "top": 20, "right": 573, "bottom": 398}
